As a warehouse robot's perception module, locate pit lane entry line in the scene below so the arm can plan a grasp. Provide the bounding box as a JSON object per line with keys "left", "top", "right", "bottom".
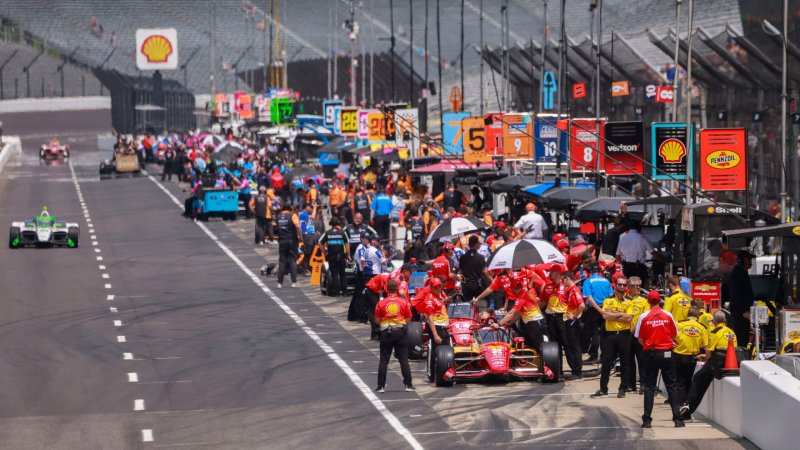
{"left": 146, "top": 175, "right": 425, "bottom": 450}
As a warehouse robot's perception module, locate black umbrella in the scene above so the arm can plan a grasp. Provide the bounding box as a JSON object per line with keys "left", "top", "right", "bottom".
{"left": 489, "top": 175, "right": 539, "bottom": 193}
{"left": 367, "top": 148, "right": 402, "bottom": 162}
{"left": 540, "top": 187, "right": 598, "bottom": 210}
{"left": 287, "top": 166, "right": 318, "bottom": 182}
{"left": 315, "top": 137, "right": 359, "bottom": 155}
{"left": 627, "top": 196, "right": 686, "bottom": 207}
{"left": 575, "top": 197, "right": 645, "bottom": 222}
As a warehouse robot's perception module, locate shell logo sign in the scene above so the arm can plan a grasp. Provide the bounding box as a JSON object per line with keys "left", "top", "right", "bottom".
{"left": 135, "top": 28, "right": 179, "bottom": 70}
{"left": 792, "top": 226, "right": 800, "bottom": 236}
{"left": 658, "top": 138, "right": 686, "bottom": 163}
{"left": 706, "top": 150, "right": 741, "bottom": 169}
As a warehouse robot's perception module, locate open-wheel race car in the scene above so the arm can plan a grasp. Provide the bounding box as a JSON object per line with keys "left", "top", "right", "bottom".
{"left": 429, "top": 303, "right": 561, "bottom": 386}
{"left": 9, "top": 207, "right": 79, "bottom": 248}
{"left": 100, "top": 152, "right": 141, "bottom": 177}
{"left": 40, "top": 139, "right": 70, "bottom": 159}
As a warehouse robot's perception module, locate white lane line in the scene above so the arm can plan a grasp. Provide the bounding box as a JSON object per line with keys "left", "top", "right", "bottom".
{"left": 142, "top": 429, "right": 154, "bottom": 442}
{"left": 128, "top": 372, "right": 139, "bottom": 382}
{"left": 94, "top": 248, "right": 101, "bottom": 253}
{"left": 134, "top": 399, "right": 145, "bottom": 411}
{"left": 138, "top": 380, "right": 192, "bottom": 384}
{"left": 92, "top": 241, "right": 98, "bottom": 246}
{"left": 413, "top": 424, "right": 714, "bottom": 435}
{"left": 105, "top": 284, "right": 112, "bottom": 289}
{"left": 91, "top": 235, "right": 97, "bottom": 240}
{"left": 97, "top": 256, "right": 103, "bottom": 261}
{"left": 153, "top": 356, "right": 183, "bottom": 360}
{"left": 99, "top": 265, "right": 106, "bottom": 270}
{"left": 117, "top": 336, "right": 127, "bottom": 342}
{"left": 110, "top": 307, "right": 118, "bottom": 313}
{"left": 123, "top": 352, "right": 134, "bottom": 360}
{"left": 113, "top": 320, "right": 123, "bottom": 327}
{"left": 107, "top": 294, "right": 115, "bottom": 301}
{"left": 102, "top": 273, "right": 110, "bottom": 279}
{"left": 147, "top": 175, "right": 423, "bottom": 450}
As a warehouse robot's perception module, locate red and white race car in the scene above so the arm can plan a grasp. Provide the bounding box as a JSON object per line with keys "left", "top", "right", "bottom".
{"left": 40, "top": 139, "right": 70, "bottom": 159}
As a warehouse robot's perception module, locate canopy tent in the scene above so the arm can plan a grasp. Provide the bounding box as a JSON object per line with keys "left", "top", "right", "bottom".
{"left": 723, "top": 222, "right": 800, "bottom": 239}
{"left": 539, "top": 187, "right": 598, "bottom": 210}
{"left": 410, "top": 159, "right": 492, "bottom": 173}
{"left": 575, "top": 197, "right": 645, "bottom": 222}
{"left": 627, "top": 196, "right": 686, "bottom": 207}
{"left": 489, "top": 175, "right": 539, "bottom": 193}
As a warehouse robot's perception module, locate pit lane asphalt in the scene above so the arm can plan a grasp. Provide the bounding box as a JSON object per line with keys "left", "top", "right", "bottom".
{"left": 0, "top": 110, "right": 756, "bottom": 449}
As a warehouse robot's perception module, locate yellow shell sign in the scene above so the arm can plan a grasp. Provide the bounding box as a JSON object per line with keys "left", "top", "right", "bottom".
{"left": 658, "top": 138, "right": 686, "bottom": 163}
{"left": 136, "top": 28, "right": 178, "bottom": 70}
{"left": 706, "top": 150, "right": 741, "bottom": 169}
{"left": 141, "top": 35, "right": 173, "bottom": 63}
{"left": 793, "top": 225, "right": 800, "bottom": 236}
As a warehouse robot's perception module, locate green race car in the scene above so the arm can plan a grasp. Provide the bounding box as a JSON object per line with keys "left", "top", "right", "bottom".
{"left": 9, "top": 207, "right": 80, "bottom": 248}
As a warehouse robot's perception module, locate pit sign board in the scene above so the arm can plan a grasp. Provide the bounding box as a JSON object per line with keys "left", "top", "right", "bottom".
{"left": 367, "top": 111, "right": 387, "bottom": 142}
{"left": 461, "top": 117, "right": 491, "bottom": 163}
{"left": 604, "top": 121, "right": 644, "bottom": 175}
{"left": 270, "top": 98, "right": 296, "bottom": 126}
{"left": 442, "top": 112, "right": 471, "bottom": 155}
{"left": 569, "top": 118, "right": 604, "bottom": 172}
{"left": 699, "top": 128, "right": 747, "bottom": 191}
{"left": 692, "top": 281, "right": 721, "bottom": 312}
{"left": 534, "top": 114, "right": 567, "bottom": 163}
{"left": 323, "top": 100, "right": 344, "bottom": 126}
{"left": 338, "top": 107, "right": 360, "bottom": 136}
{"left": 358, "top": 109, "right": 378, "bottom": 139}
{"left": 652, "top": 122, "right": 693, "bottom": 180}
{"left": 502, "top": 114, "right": 533, "bottom": 160}
{"left": 394, "top": 108, "right": 419, "bottom": 150}
{"left": 136, "top": 28, "right": 179, "bottom": 70}
{"left": 484, "top": 113, "right": 503, "bottom": 156}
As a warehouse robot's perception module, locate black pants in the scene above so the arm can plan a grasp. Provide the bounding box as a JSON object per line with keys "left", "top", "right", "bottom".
{"left": 622, "top": 261, "right": 647, "bottom": 281}
{"left": 520, "top": 319, "right": 547, "bottom": 354}
{"left": 366, "top": 289, "right": 381, "bottom": 338}
{"left": 255, "top": 216, "right": 268, "bottom": 243}
{"left": 674, "top": 354, "right": 697, "bottom": 406}
{"left": 183, "top": 197, "right": 194, "bottom": 217}
{"left": 731, "top": 315, "right": 750, "bottom": 349}
{"left": 462, "top": 283, "right": 484, "bottom": 303}
{"left": 565, "top": 318, "right": 583, "bottom": 376}
{"left": 426, "top": 325, "right": 450, "bottom": 380}
{"left": 600, "top": 331, "right": 631, "bottom": 393}
{"left": 348, "top": 273, "right": 374, "bottom": 322}
{"left": 685, "top": 356, "right": 721, "bottom": 414}
{"left": 625, "top": 338, "right": 644, "bottom": 390}
{"left": 373, "top": 215, "right": 390, "bottom": 241}
{"left": 641, "top": 350, "right": 681, "bottom": 422}
{"left": 327, "top": 252, "right": 347, "bottom": 296}
{"left": 277, "top": 241, "right": 298, "bottom": 285}
{"left": 161, "top": 162, "right": 173, "bottom": 181}
{"left": 301, "top": 234, "right": 317, "bottom": 273}
{"left": 582, "top": 307, "right": 602, "bottom": 359}
{"left": 378, "top": 326, "right": 413, "bottom": 388}
{"left": 547, "top": 313, "right": 581, "bottom": 376}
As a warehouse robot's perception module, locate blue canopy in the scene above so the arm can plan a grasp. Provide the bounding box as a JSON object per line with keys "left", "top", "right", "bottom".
{"left": 523, "top": 181, "right": 595, "bottom": 197}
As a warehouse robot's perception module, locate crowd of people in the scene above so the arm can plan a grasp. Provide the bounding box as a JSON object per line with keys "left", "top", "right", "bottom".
{"left": 118, "top": 127, "right": 762, "bottom": 427}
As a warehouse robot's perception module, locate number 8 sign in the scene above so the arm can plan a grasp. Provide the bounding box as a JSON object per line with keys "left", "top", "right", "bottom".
{"left": 569, "top": 118, "right": 604, "bottom": 171}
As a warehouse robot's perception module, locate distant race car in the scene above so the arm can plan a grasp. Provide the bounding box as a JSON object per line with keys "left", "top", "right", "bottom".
{"left": 40, "top": 140, "right": 70, "bottom": 159}
{"left": 9, "top": 207, "right": 79, "bottom": 248}
{"left": 100, "top": 152, "right": 141, "bottom": 176}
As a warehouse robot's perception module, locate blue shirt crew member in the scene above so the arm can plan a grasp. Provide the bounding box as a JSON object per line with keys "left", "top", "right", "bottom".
{"left": 349, "top": 234, "right": 382, "bottom": 324}
{"left": 371, "top": 187, "right": 394, "bottom": 242}
{"left": 298, "top": 203, "right": 318, "bottom": 275}
{"left": 581, "top": 262, "right": 613, "bottom": 361}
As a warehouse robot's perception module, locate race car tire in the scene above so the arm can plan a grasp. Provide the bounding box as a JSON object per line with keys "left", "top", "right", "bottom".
{"left": 68, "top": 227, "right": 80, "bottom": 248}
{"left": 407, "top": 321, "right": 425, "bottom": 360}
{"left": 64, "top": 150, "right": 70, "bottom": 158}
{"left": 434, "top": 345, "right": 455, "bottom": 387}
{"left": 39, "top": 150, "right": 45, "bottom": 159}
{"left": 9, "top": 227, "right": 20, "bottom": 249}
{"left": 540, "top": 341, "right": 562, "bottom": 383}
{"left": 320, "top": 268, "right": 329, "bottom": 295}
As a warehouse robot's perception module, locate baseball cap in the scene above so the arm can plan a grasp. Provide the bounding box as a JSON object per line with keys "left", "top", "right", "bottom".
{"left": 495, "top": 221, "right": 506, "bottom": 229}
{"left": 737, "top": 249, "right": 756, "bottom": 259}
{"left": 429, "top": 278, "right": 443, "bottom": 288}
{"left": 552, "top": 233, "right": 567, "bottom": 245}
{"left": 556, "top": 240, "right": 570, "bottom": 250}
{"left": 442, "top": 242, "right": 455, "bottom": 252}
{"left": 647, "top": 290, "right": 661, "bottom": 304}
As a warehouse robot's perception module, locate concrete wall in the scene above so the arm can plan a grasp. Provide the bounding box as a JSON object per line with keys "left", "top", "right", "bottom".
{"left": 741, "top": 360, "right": 800, "bottom": 450}
{"left": 0, "top": 136, "right": 22, "bottom": 175}
{"left": 0, "top": 96, "right": 110, "bottom": 113}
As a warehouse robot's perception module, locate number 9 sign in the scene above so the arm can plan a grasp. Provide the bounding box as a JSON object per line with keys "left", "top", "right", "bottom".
{"left": 501, "top": 113, "right": 533, "bottom": 160}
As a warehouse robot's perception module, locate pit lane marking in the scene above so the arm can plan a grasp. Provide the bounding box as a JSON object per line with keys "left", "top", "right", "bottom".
{"left": 117, "top": 336, "right": 126, "bottom": 342}
{"left": 107, "top": 294, "right": 115, "bottom": 301}
{"left": 113, "top": 320, "right": 122, "bottom": 327}
{"left": 99, "top": 265, "right": 106, "bottom": 270}
{"left": 128, "top": 372, "right": 139, "bottom": 382}
{"left": 97, "top": 256, "right": 103, "bottom": 261}
{"left": 109, "top": 307, "right": 118, "bottom": 313}
{"left": 142, "top": 429, "right": 154, "bottom": 442}
{"left": 134, "top": 399, "right": 145, "bottom": 411}
{"left": 105, "top": 284, "right": 112, "bottom": 289}
{"left": 147, "top": 175, "right": 424, "bottom": 450}
{"left": 102, "top": 273, "right": 109, "bottom": 279}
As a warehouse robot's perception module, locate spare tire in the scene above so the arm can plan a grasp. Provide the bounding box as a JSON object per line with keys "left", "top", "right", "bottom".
{"left": 540, "top": 341, "right": 562, "bottom": 383}
{"left": 434, "top": 345, "right": 455, "bottom": 387}
{"left": 407, "top": 321, "right": 425, "bottom": 360}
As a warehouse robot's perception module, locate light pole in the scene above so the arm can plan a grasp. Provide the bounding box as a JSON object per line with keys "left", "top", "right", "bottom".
{"left": 684, "top": 0, "right": 693, "bottom": 204}
{"left": 781, "top": 0, "right": 788, "bottom": 221}
{"left": 671, "top": 0, "right": 682, "bottom": 122}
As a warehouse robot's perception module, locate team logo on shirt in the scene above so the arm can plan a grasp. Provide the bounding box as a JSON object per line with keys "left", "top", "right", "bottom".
{"left": 386, "top": 302, "right": 399, "bottom": 315}
{"left": 683, "top": 326, "right": 701, "bottom": 337}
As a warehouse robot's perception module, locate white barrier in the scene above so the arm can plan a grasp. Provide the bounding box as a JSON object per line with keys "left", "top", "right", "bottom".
{"left": 0, "top": 96, "right": 110, "bottom": 113}
{"left": 0, "top": 136, "right": 22, "bottom": 175}
{"left": 741, "top": 360, "right": 800, "bottom": 450}
{"left": 695, "top": 374, "right": 742, "bottom": 437}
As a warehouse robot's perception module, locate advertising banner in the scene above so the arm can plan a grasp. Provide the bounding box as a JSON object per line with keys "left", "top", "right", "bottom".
{"left": 699, "top": 128, "right": 747, "bottom": 191}
{"left": 652, "top": 122, "right": 693, "bottom": 180}
{"left": 569, "top": 118, "right": 604, "bottom": 172}
{"left": 136, "top": 28, "right": 178, "bottom": 70}
{"left": 604, "top": 121, "right": 644, "bottom": 175}
{"left": 502, "top": 114, "right": 533, "bottom": 160}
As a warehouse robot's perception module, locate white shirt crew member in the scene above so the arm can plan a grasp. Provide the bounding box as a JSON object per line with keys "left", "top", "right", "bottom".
{"left": 616, "top": 229, "right": 654, "bottom": 264}
{"left": 514, "top": 211, "right": 548, "bottom": 239}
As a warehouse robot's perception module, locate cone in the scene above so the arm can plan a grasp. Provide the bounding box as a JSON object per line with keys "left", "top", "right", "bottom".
{"left": 721, "top": 336, "right": 740, "bottom": 377}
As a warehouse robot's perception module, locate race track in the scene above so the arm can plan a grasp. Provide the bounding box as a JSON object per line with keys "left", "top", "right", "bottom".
{"left": 0, "top": 110, "right": 756, "bottom": 449}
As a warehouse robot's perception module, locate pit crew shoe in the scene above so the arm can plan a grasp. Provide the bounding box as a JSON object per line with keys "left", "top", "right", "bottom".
{"left": 374, "top": 386, "right": 385, "bottom": 393}
{"left": 590, "top": 390, "right": 608, "bottom": 398}
{"left": 404, "top": 384, "right": 415, "bottom": 392}
{"left": 641, "top": 420, "right": 652, "bottom": 429}
{"left": 617, "top": 389, "right": 626, "bottom": 398}
{"left": 276, "top": 283, "right": 282, "bottom": 288}
{"left": 291, "top": 283, "right": 298, "bottom": 288}
{"left": 674, "top": 420, "right": 685, "bottom": 428}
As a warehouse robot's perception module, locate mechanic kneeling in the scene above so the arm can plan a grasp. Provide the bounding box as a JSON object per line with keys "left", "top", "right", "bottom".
{"left": 374, "top": 279, "right": 415, "bottom": 393}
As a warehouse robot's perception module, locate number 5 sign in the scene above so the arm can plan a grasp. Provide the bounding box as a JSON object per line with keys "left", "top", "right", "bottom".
{"left": 502, "top": 113, "right": 533, "bottom": 160}
{"left": 461, "top": 117, "right": 491, "bottom": 163}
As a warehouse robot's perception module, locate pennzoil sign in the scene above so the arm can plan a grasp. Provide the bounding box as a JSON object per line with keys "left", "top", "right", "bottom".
{"left": 699, "top": 128, "right": 747, "bottom": 191}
